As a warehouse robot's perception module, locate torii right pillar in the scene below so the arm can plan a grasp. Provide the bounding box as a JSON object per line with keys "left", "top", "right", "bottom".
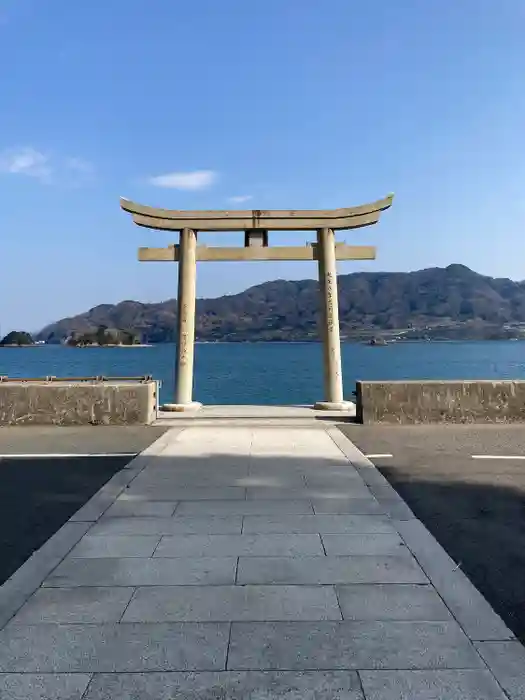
{"left": 314, "top": 226, "right": 350, "bottom": 410}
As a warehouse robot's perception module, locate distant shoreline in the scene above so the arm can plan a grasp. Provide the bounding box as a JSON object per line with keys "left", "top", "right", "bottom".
{"left": 72, "top": 344, "right": 153, "bottom": 348}
{"left": 0, "top": 343, "right": 153, "bottom": 349}
{"left": 3, "top": 338, "right": 524, "bottom": 349}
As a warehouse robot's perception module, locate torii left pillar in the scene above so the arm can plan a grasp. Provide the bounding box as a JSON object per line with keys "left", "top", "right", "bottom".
{"left": 162, "top": 228, "right": 202, "bottom": 412}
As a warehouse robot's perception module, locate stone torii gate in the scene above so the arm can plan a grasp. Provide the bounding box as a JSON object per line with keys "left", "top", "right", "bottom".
{"left": 121, "top": 195, "right": 393, "bottom": 411}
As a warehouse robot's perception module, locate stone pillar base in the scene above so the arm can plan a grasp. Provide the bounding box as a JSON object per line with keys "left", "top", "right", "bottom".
{"left": 161, "top": 402, "right": 202, "bottom": 413}
{"left": 314, "top": 400, "right": 356, "bottom": 412}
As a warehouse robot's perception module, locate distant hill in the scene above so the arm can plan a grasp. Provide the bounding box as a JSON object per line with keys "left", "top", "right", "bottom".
{"left": 1, "top": 330, "right": 34, "bottom": 346}
{"left": 36, "top": 265, "right": 525, "bottom": 343}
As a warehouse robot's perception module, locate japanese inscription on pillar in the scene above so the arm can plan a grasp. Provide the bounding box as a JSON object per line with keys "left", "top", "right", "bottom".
{"left": 179, "top": 303, "right": 189, "bottom": 366}
{"left": 326, "top": 271, "right": 335, "bottom": 334}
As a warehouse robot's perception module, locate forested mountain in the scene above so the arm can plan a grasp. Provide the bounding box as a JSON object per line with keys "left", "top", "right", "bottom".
{"left": 37, "top": 265, "right": 525, "bottom": 343}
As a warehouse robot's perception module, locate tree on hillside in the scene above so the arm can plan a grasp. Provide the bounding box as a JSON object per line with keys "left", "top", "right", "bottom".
{"left": 35, "top": 265, "right": 525, "bottom": 343}
{"left": 96, "top": 325, "right": 108, "bottom": 346}
{"left": 0, "top": 331, "right": 34, "bottom": 346}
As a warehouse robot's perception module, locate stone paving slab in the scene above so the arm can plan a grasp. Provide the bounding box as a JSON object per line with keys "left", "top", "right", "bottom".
{"left": 153, "top": 533, "right": 324, "bottom": 557}
{"left": 0, "top": 623, "right": 230, "bottom": 672}
{"left": 130, "top": 472, "right": 257, "bottom": 488}
{"left": 175, "top": 499, "right": 315, "bottom": 515}
{"left": 248, "top": 462, "right": 356, "bottom": 476}
{"left": 161, "top": 445, "right": 251, "bottom": 457}
{"left": 11, "top": 586, "right": 135, "bottom": 623}
{"left": 237, "top": 474, "right": 308, "bottom": 488}
{"left": 82, "top": 670, "right": 364, "bottom": 699}
{"left": 103, "top": 500, "right": 178, "bottom": 518}
{"left": 321, "top": 533, "right": 406, "bottom": 556}
{"left": 227, "top": 620, "right": 484, "bottom": 670}
{"left": 91, "top": 515, "right": 243, "bottom": 535}
{"left": 359, "top": 670, "right": 508, "bottom": 700}
{"left": 122, "top": 585, "right": 342, "bottom": 622}
{"left": 242, "top": 514, "right": 396, "bottom": 535}
{"left": 300, "top": 463, "right": 363, "bottom": 474}
{"left": 237, "top": 555, "right": 428, "bottom": 585}
{"left": 304, "top": 472, "right": 366, "bottom": 486}
{"left": 125, "top": 486, "right": 247, "bottom": 500}
{"left": 69, "top": 534, "right": 161, "bottom": 558}
{"left": 336, "top": 584, "right": 452, "bottom": 621}
{"left": 43, "top": 557, "right": 238, "bottom": 587}
{"left": 246, "top": 486, "right": 372, "bottom": 500}
{"left": 312, "top": 499, "right": 385, "bottom": 515}
{"left": 133, "top": 459, "right": 250, "bottom": 472}
{"left": 0, "top": 673, "right": 92, "bottom": 700}
{"left": 142, "top": 460, "right": 249, "bottom": 473}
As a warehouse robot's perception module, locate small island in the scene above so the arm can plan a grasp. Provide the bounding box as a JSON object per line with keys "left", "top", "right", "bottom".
{"left": 0, "top": 331, "right": 35, "bottom": 347}
{"left": 65, "top": 325, "right": 141, "bottom": 347}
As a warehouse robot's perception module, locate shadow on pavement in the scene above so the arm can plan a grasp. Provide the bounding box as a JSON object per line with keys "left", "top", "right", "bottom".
{"left": 0, "top": 456, "right": 132, "bottom": 584}
{"left": 376, "top": 464, "right": 525, "bottom": 643}
{"left": 0, "top": 426, "right": 168, "bottom": 585}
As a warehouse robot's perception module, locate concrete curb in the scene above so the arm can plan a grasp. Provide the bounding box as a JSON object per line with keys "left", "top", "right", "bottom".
{"left": 396, "top": 519, "right": 515, "bottom": 642}
{"left": 475, "top": 640, "right": 525, "bottom": 699}
{"left": 327, "top": 426, "right": 416, "bottom": 520}
{"left": 0, "top": 427, "right": 180, "bottom": 630}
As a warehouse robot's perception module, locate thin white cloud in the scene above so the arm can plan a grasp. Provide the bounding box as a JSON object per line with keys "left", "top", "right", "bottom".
{"left": 65, "top": 157, "right": 94, "bottom": 175}
{"left": 0, "top": 147, "right": 95, "bottom": 185}
{"left": 148, "top": 169, "right": 217, "bottom": 190}
{"left": 228, "top": 195, "right": 253, "bottom": 203}
{"left": 0, "top": 147, "right": 52, "bottom": 181}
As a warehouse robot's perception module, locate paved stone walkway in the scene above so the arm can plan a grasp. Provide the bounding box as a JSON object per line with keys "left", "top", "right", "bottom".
{"left": 0, "top": 418, "right": 523, "bottom": 699}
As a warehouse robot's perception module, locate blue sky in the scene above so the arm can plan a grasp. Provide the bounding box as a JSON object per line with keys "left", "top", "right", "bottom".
{"left": 1, "top": 0, "right": 524, "bottom": 333}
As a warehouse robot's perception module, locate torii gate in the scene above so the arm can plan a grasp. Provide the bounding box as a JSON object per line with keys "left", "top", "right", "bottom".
{"left": 120, "top": 195, "right": 393, "bottom": 411}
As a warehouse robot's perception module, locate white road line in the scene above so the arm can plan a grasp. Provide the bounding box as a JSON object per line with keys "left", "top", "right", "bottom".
{"left": 0, "top": 453, "right": 137, "bottom": 459}
{"left": 365, "top": 453, "right": 394, "bottom": 459}
{"left": 472, "top": 455, "right": 525, "bottom": 460}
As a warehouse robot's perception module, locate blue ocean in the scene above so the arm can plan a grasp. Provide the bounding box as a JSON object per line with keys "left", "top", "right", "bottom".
{"left": 1, "top": 342, "right": 524, "bottom": 406}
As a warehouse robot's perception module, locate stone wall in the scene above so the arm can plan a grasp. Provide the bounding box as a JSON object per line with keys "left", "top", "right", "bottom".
{"left": 356, "top": 380, "right": 525, "bottom": 424}
{"left": 0, "top": 381, "right": 158, "bottom": 426}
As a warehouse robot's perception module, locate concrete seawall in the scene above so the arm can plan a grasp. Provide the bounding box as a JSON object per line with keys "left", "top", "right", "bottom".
{"left": 356, "top": 380, "right": 525, "bottom": 424}
{"left": 0, "top": 381, "right": 158, "bottom": 426}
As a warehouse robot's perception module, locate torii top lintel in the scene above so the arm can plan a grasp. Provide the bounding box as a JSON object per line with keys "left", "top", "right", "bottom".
{"left": 120, "top": 194, "right": 393, "bottom": 232}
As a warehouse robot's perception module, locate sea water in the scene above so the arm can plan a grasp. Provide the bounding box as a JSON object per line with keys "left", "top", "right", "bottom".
{"left": 1, "top": 341, "right": 524, "bottom": 406}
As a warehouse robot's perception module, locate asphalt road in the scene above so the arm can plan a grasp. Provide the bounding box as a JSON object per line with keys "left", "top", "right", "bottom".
{"left": 0, "top": 425, "right": 169, "bottom": 456}
{"left": 0, "top": 426, "right": 167, "bottom": 585}
{"left": 339, "top": 423, "right": 525, "bottom": 642}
